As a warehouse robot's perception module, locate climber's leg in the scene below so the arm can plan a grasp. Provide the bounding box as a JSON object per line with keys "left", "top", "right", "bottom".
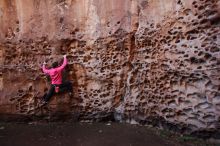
{"left": 41, "top": 93, "right": 47, "bottom": 101}
{"left": 43, "top": 85, "right": 55, "bottom": 102}
{"left": 59, "top": 81, "right": 73, "bottom": 93}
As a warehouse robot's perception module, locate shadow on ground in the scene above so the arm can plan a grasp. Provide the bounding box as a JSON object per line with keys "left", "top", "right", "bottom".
{"left": 0, "top": 122, "right": 216, "bottom": 146}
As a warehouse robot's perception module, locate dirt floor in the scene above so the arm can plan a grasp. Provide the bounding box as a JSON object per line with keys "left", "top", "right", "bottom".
{"left": 0, "top": 122, "right": 216, "bottom": 146}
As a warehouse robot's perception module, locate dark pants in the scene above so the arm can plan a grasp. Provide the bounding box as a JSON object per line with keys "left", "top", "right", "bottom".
{"left": 43, "top": 81, "right": 73, "bottom": 102}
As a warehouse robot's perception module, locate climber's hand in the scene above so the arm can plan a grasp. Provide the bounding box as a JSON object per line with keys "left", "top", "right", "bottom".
{"left": 63, "top": 55, "right": 67, "bottom": 58}
{"left": 43, "top": 61, "right": 47, "bottom": 65}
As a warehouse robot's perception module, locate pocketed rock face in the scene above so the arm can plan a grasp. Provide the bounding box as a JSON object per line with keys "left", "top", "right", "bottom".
{"left": 0, "top": 0, "right": 220, "bottom": 136}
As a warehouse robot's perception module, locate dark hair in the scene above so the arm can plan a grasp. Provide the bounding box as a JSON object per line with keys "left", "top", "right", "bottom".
{"left": 52, "top": 62, "right": 59, "bottom": 68}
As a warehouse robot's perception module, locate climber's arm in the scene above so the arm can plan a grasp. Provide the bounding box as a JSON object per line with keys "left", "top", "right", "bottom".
{"left": 57, "top": 55, "right": 68, "bottom": 71}
{"left": 42, "top": 62, "right": 50, "bottom": 74}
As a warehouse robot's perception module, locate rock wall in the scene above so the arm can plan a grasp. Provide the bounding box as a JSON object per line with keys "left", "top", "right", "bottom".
{"left": 0, "top": 0, "right": 220, "bottom": 135}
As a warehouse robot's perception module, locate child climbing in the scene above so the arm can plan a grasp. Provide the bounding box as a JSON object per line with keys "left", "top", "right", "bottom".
{"left": 41, "top": 55, "right": 73, "bottom": 104}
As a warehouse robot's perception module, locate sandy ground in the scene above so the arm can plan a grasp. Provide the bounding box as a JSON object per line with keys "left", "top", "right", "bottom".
{"left": 0, "top": 122, "right": 215, "bottom": 146}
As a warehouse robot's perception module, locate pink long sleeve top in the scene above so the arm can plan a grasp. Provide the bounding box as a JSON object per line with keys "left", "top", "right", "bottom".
{"left": 42, "top": 57, "right": 67, "bottom": 85}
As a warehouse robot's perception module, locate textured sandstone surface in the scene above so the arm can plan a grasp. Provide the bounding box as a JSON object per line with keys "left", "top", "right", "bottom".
{"left": 0, "top": 0, "right": 220, "bottom": 135}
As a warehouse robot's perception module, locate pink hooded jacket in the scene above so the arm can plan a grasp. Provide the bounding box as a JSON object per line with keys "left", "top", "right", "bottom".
{"left": 42, "top": 57, "right": 67, "bottom": 85}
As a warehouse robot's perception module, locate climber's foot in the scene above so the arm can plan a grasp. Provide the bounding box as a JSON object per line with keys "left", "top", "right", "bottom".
{"left": 68, "top": 92, "right": 73, "bottom": 97}
{"left": 39, "top": 100, "right": 48, "bottom": 107}
{"left": 41, "top": 93, "right": 47, "bottom": 101}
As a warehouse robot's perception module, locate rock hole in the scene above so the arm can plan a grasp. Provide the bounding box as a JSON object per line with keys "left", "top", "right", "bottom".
{"left": 18, "top": 89, "right": 24, "bottom": 93}
{"left": 198, "top": 6, "right": 204, "bottom": 10}
{"left": 210, "top": 16, "right": 220, "bottom": 26}
{"left": 197, "top": 66, "right": 202, "bottom": 69}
